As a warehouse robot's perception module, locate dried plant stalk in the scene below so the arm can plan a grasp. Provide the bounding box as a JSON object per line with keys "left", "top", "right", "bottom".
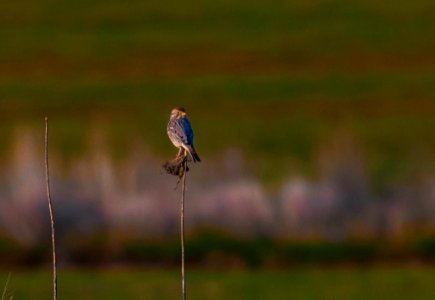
{"left": 180, "top": 159, "right": 187, "bottom": 300}
{"left": 44, "top": 117, "right": 57, "bottom": 300}
{"left": 1, "top": 273, "right": 11, "bottom": 300}
{"left": 163, "top": 156, "right": 189, "bottom": 299}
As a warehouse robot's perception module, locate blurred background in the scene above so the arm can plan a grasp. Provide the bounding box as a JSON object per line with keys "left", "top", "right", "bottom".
{"left": 0, "top": 0, "right": 434, "bottom": 299}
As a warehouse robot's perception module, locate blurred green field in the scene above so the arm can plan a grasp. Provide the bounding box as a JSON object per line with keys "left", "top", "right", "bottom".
{"left": 2, "top": 268, "right": 435, "bottom": 300}
{"left": 1, "top": 1, "right": 435, "bottom": 291}
{"left": 0, "top": 0, "right": 434, "bottom": 183}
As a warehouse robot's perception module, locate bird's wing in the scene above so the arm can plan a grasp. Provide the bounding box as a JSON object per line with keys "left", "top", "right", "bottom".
{"left": 181, "top": 117, "right": 194, "bottom": 145}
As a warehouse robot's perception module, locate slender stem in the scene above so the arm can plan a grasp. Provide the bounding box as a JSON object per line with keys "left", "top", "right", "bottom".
{"left": 1, "top": 273, "right": 11, "bottom": 300}
{"left": 45, "top": 117, "right": 58, "bottom": 300}
{"left": 180, "top": 159, "right": 187, "bottom": 300}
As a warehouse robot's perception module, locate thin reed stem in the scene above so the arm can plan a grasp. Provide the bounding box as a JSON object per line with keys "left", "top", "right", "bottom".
{"left": 44, "top": 117, "right": 57, "bottom": 300}
{"left": 1, "top": 273, "right": 11, "bottom": 300}
{"left": 180, "top": 159, "right": 187, "bottom": 300}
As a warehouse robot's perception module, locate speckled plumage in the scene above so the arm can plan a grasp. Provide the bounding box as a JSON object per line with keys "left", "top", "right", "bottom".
{"left": 167, "top": 107, "right": 201, "bottom": 162}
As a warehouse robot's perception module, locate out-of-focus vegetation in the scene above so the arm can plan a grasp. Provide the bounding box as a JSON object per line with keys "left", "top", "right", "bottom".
{"left": 0, "top": 0, "right": 434, "bottom": 182}
{"left": 2, "top": 268, "right": 435, "bottom": 300}
{"left": 2, "top": 230, "right": 435, "bottom": 268}
{"left": 0, "top": 0, "right": 434, "bottom": 271}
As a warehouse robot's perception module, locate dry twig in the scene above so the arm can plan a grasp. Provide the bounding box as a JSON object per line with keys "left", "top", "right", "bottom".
{"left": 180, "top": 158, "right": 187, "bottom": 300}
{"left": 163, "top": 155, "right": 189, "bottom": 299}
{"left": 1, "top": 273, "right": 11, "bottom": 300}
{"left": 44, "top": 117, "right": 57, "bottom": 300}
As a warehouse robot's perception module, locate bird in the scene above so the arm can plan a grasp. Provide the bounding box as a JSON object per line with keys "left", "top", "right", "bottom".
{"left": 167, "top": 107, "right": 201, "bottom": 163}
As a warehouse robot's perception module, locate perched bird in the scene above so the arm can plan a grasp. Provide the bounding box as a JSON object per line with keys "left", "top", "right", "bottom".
{"left": 167, "top": 107, "right": 201, "bottom": 162}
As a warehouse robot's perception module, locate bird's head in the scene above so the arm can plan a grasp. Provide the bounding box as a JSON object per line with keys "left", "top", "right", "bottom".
{"left": 171, "top": 107, "right": 187, "bottom": 119}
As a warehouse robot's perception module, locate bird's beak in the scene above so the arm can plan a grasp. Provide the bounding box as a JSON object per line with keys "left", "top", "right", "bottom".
{"left": 180, "top": 112, "right": 186, "bottom": 117}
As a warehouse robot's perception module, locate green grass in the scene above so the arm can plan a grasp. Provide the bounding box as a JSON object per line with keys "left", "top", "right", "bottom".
{"left": 1, "top": 0, "right": 434, "bottom": 57}
{"left": 2, "top": 268, "right": 435, "bottom": 299}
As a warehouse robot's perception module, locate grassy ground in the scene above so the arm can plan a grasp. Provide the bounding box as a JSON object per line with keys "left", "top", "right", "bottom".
{"left": 1, "top": 267, "right": 435, "bottom": 299}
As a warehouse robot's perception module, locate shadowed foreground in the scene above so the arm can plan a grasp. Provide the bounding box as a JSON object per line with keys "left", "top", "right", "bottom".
{"left": 2, "top": 268, "right": 435, "bottom": 300}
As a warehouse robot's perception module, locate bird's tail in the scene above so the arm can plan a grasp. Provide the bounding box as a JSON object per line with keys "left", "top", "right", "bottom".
{"left": 186, "top": 145, "right": 201, "bottom": 163}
